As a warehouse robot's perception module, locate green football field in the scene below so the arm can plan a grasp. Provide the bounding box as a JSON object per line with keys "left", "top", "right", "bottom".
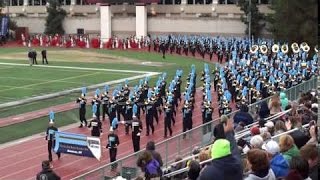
{"left": 0, "top": 47, "right": 215, "bottom": 144}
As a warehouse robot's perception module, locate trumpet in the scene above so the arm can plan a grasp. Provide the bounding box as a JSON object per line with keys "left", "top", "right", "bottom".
{"left": 259, "top": 44, "right": 268, "bottom": 54}
{"left": 281, "top": 44, "right": 289, "bottom": 54}
{"left": 250, "top": 45, "right": 259, "bottom": 54}
{"left": 272, "top": 44, "right": 279, "bottom": 53}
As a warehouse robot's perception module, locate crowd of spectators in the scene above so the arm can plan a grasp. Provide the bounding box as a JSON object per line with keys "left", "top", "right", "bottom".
{"left": 126, "top": 89, "right": 318, "bottom": 180}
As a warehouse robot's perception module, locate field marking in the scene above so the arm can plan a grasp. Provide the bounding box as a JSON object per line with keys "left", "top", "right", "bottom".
{"left": 0, "top": 76, "right": 83, "bottom": 85}
{"left": 0, "top": 62, "right": 158, "bottom": 74}
{"left": 0, "top": 72, "right": 103, "bottom": 93}
{"left": 0, "top": 84, "right": 34, "bottom": 89}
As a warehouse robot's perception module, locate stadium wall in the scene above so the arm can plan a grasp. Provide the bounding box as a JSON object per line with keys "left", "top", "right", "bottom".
{"left": 8, "top": 5, "right": 272, "bottom": 37}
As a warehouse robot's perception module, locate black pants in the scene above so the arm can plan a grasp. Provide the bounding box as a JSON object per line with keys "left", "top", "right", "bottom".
{"left": 102, "top": 104, "right": 108, "bottom": 121}
{"left": 48, "top": 140, "right": 60, "bottom": 161}
{"left": 132, "top": 135, "right": 140, "bottom": 152}
{"left": 183, "top": 118, "right": 192, "bottom": 133}
{"left": 153, "top": 110, "right": 159, "bottom": 124}
{"left": 109, "top": 148, "right": 117, "bottom": 162}
{"left": 79, "top": 109, "right": 87, "bottom": 126}
{"left": 146, "top": 115, "right": 154, "bottom": 135}
{"left": 164, "top": 118, "right": 172, "bottom": 137}
{"left": 32, "top": 57, "right": 38, "bottom": 64}
{"left": 42, "top": 56, "right": 48, "bottom": 64}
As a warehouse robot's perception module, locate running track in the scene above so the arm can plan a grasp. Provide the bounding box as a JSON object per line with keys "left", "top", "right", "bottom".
{"left": 0, "top": 44, "right": 229, "bottom": 179}
{"left": 0, "top": 86, "right": 235, "bottom": 180}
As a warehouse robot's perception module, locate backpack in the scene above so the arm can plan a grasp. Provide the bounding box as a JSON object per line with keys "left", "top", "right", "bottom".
{"left": 145, "top": 159, "right": 162, "bottom": 177}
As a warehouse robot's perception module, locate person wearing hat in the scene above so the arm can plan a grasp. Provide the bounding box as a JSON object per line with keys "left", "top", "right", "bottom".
{"left": 263, "top": 140, "right": 289, "bottom": 179}
{"left": 88, "top": 115, "right": 102, "bottom": 137}
{"left": 106, "top": 127, "right": 120, "bottom": 169}
{"left": 36, "top": 160, "right": 60, "bottom": 180}
{"left": 45, "top": 111, "right": 61, "bottom": 162}
{"left": 131, "top": 105, "right": 143, "bottom": 152}
{"left": 76, "top": 88, "right": 87, "bottom": 128}
{"left": 198, "top": 139, "right": 242, "bottom": 180}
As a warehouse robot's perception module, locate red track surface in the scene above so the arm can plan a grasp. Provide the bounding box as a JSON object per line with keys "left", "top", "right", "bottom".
{"left": 0, "top": 87, "right": 235, "bottom": 180}
{"left": 0, "top": 43, "right": 230, "bottom": 179}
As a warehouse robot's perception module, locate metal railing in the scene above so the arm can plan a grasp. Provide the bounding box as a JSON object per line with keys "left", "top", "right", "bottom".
{"left": 72, "top": 77, "right": 317, "bottom": 180}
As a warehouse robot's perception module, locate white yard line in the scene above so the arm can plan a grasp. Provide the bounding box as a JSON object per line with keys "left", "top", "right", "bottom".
{"left": 0, "top": 62, "right": 158, "bottom": 74}
{"left": 0, "top": 76, "right": 85, "bottom": 84}
{"left": 0, "top": 72, "right": 102, "bottom": 93}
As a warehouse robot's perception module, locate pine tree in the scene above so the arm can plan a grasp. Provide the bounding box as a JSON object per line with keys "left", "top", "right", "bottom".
{"left": 267, "top": 0, "right": 318, "bottom": 46}
{"left": 44, "top": 0, "right": 67, "bottom": 35}
{"left": 238, "top": 0, "right": 265, "bottom": 38}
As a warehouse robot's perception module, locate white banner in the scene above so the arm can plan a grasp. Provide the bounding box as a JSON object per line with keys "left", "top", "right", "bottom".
{"left": 86, "top": 136, "right": 102, "bottom": 161}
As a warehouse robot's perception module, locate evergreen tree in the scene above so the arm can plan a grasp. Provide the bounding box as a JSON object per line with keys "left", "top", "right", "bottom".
{"left": 238, "top": 0, "right": 265, "bottom": 38}
{"left": 45, "top": 0, "right": 67, "bottom": 35}
{"left": 267, "top": 0, "right": 318, "bottom": 46}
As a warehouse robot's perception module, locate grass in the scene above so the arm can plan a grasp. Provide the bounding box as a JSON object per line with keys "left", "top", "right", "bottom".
{"left": 0, "top": 47, "right": 215, "bottom": 144}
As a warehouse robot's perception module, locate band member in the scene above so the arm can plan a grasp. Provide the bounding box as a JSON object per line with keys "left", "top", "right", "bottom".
{"left": 76, "top": 88, "right": 87, "bottom": 128}
{"left": 163, "top": 100, "right": 173, "bottom": 138}
{"left": 106, "top": 127, "right": 119, "bottom": 169}
{"left": 88, "top": 104, "right": 102, "bottom": 137}
{"left": 182, "top": 99, "right": 193, "bottom": 139}
{"left": 132, "top": 105, "right": 143, "bottom": 152}
{"left": 202, "top": 101, "right": 213, "bottom": 134}
{"left": 91, "top": 89, "right": 101, "bottom": 121}
{"left": 145, "top": 93, "right": 155, "bottom": 136}
{"left": 45, "top": 111, "right": 61, "bottom": 162}
{"left": 101, "top": 85, "right": 110, "bottom": 121}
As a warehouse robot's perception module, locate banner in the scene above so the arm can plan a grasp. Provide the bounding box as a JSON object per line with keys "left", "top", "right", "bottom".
{"left": 54, "top": 132, "right": 101, "bottom": 160}
{"left": 0, "top": 16, "right": 9, "bottom": 36}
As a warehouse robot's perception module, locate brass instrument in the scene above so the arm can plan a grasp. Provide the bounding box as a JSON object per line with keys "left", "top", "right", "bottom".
{"left": 272, "top": 44, "right": 279, "bottom": 53}
{"left": 250, "top": 45, "right": 259, "bottom": 54}
{"left": 314, "top": 45, "right": 318, "bottom": 53}
{"left": 291, "top": 43, "right": 300, "bottom": 54}
{"left": 259, "top": 44, "right": 268, "bottom": 54}
{"left": 281, "top": 44, "right": 289, "bottom": 54}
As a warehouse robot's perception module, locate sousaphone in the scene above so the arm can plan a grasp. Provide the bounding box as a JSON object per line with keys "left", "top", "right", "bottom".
{"left": 272, "top": 44, "right": 279, "bottom": 53}
{"left": 259, "top": 44, "right": 268, "bottom": 54}
{"left": 281, "top": 44, "right": 289, "bottom": 54}
{"left": 291, "top": 42, "right": 300, "bottom": 54}
{"left": 250, "top": 45, "right": 259, "bottom": 54}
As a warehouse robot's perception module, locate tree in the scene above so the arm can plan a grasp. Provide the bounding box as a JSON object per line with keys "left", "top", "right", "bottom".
{"left": 44, "top": 0, "right": 67, "bottom": 35}
{"left": 267, "top": 0, "right": 318, "bottom": 47}
{"left": 238, "top": 0, "right": 265, "bottom": 38}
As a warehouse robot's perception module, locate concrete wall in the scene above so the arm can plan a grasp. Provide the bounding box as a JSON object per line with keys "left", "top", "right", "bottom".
{"left": 148, "top": 17, "right": 246, "bottom": 35}
{"left": 12, "top": 16, "right": 247, "bottom": 36}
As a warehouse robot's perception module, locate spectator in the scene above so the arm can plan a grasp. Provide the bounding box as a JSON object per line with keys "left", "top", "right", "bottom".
{"left": 306, "top": 125, "right": 318, "bottom": 145}
{"left": 245, "top": 149, "right": 276, "bottom": 180}
{"left": 136, "top": 151, "right": 162, "bottom": 179}
{"left": 250, "top": 135, "right": 264, "bottom": 149}
{"left": 198, "top": 150, "right": 210, "bottom": 168}
{"left": 146, "top": 141, "right": 163, "bottom": 167}
{"left": 288, "top": 156, "right": 312, "bottom": 180}
{"left": 280, "top": 92, "right": 289, "bottom": 110}
{"left": 250, "top": 126, "right": 261, "bottom": 136}
{"left": 269, "top": 95, "right": 282, "bottom": 115}
{"left": 263, "top": 140, "right": 289, "bottom": 179}
{"left": 233, "top": 104, "right": 254, "bottom": 126}
{"left": 187, "top": 160, "right": 201, "bottom": 180}
{"left": 259, "top": 101, "right": 270, "bottom": 119}
{"left": 234, "top": 121, "right": 245, "bottom": 132}
{"left": 198, "top": 139, "right": 242, "bottom": 180}
{"left": 299, "top": 144, "right": 319, "bottom": 180}
{"left": 36, "top": 160, "right": 61, "bottom": 180}
{"left": 213, "top": 115, "right": 228, "bottom": 140}
{"left": 287, "top": 116, "right": 309, "bottom": 148}
{"left": 279, "top": 135, "right": 300, "bottom": 163}
{"left": 264, "top": 121, "right": 275, "bottom": 135}
{"left": 274, "top": 120, "right": 287, "bottom": 136}
{"left": 169, "top": 156, "right": 187, "bottom": 179}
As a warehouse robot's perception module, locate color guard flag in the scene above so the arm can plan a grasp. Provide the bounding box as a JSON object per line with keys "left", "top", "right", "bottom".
{"left": 54, "top": 132, "right": 101, "bottom": 160}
